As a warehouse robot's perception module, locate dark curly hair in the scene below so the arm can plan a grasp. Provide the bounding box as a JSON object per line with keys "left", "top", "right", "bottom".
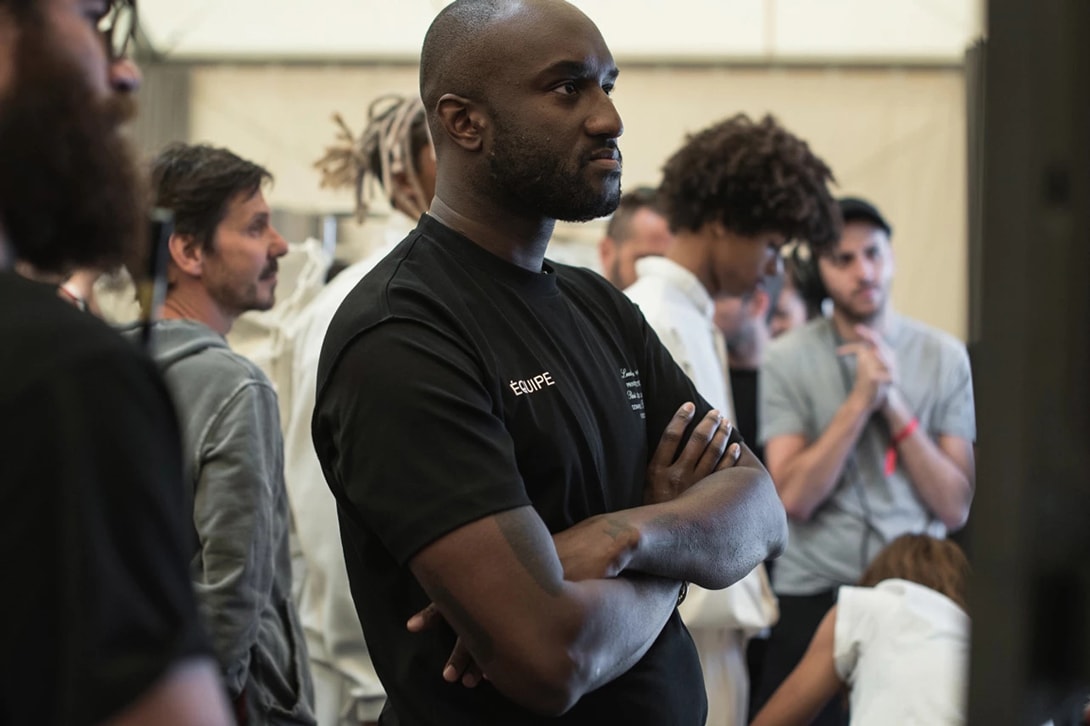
{"left": 658, "top": 113, "right": 841, "bottom": 254}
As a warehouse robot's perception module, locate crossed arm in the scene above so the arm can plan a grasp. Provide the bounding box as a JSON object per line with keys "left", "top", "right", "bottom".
{"left": 407, "top": 405, "right": 787, "bottom": 715}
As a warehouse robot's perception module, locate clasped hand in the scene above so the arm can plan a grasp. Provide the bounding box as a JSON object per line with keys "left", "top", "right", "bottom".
{"left": 838, "top": 325, "right": 899, "bottom": 413}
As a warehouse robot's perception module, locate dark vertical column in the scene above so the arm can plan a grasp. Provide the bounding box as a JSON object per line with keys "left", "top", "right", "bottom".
{"left": 970, "top": 1, "right": 1090, "bottom": 723}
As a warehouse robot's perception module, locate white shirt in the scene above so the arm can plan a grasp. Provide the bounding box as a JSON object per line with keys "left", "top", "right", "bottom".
{"left": 624, "top": 256, "right": 734, "bottom": 419}
{"left": 624, "top": 255, "right": 774, "bottom": 726}
{"left": 281, "top": 237, "right": 403, "bottom": 724}
{"left": 836, "top": 579, "right": 970, "bottom": 726}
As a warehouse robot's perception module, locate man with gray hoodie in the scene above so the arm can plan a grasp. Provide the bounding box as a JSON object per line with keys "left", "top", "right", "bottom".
{"left": 122, "top": 143, "right": 316, "bottom": 726}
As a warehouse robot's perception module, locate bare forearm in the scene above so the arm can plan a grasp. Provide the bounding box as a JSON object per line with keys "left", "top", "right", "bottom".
{"left": 105, "top": 658, "right": 235, "bottom": 726}
{"left": 624, "top": 448, "right": 787, "bottom": 590}
{"left": 899, "top": 440, "right": 972, "bottom": 529}
{"left": 880, "top": 392, "right": 976, "bottom": 529}
{"left": 751, "top": 608, "right": 842, "bottom": 726}
{"left": 884, "top": 396, "right": 973, "bottom": 529}
{"left": 775, "top": 395, "right": 871, "bottom": 521}
{"left": 534, "top": 574, "right": 680, "bottom": 711}
{"left": 411, "top": 508, "right": 680, "bottom": 716}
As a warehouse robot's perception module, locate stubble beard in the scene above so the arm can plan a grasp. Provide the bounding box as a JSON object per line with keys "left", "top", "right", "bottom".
{"left": 486, "top": 116, "right": 621, "bottom": 223}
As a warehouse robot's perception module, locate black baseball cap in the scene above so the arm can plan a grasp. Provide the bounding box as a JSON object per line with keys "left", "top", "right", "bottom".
{"left": 838, "top": 197, "right": 892, "bottom": 238}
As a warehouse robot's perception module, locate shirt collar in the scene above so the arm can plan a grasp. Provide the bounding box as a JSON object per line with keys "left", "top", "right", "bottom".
{"left": 633, "top": 256, "right": 715, "bottom": 318}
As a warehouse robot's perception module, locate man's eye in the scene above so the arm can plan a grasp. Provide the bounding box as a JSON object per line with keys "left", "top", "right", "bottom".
{"left": 602, "top": 83, "right": 615, "bottom": 96}
{"left": 555, "top": 81, "right": 578, "bottom": 96}
{"left": 88, "top": 2, "right": 111, "bottom": 26}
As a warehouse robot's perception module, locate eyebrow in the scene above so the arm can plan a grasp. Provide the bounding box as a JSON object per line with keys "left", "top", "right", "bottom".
{"left": 536, "top": 60, "right": 619, "bottom": 84}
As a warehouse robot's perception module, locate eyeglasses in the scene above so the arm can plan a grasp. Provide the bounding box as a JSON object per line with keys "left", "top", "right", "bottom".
{"left": 98, "top": 0, "right": 137, "bottom": 61}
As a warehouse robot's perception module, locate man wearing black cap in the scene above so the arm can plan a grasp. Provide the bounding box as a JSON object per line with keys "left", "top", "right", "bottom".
{"left": 752, "top": 197, "right": 976, "bottom": 724}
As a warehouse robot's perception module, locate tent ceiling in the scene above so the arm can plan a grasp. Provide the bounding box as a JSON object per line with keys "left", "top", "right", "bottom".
{"left": 138, "top": 0, "right": 981, "bottom": 64}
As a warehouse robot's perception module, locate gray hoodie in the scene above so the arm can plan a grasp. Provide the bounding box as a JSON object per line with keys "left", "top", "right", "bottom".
{"left": 121, "top": 319, "right": 315, "bottom": 725}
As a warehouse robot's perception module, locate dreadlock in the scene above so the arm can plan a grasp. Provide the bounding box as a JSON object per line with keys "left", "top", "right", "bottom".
{"left": 314, "top": 94, "right": 433, "bottom": 223}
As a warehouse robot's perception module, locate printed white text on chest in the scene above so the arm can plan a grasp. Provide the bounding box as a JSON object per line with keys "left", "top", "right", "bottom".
{"left": 510, "top": 371, "right": 556, "bottom": 397}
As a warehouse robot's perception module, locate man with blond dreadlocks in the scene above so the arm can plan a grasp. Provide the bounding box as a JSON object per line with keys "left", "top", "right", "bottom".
{"left": 282, "top": 93, "right": 437, "bottom": 726}
{"left": 316, "top": 93, "right": 436, "bottom": 229}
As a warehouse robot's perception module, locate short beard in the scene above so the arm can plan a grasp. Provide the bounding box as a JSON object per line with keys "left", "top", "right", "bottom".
{"left": 835, "top": 294, "right": 885, "bottom": 326}
{"left": 487, "top": 115, "right": 621, "bottom": 223}
{"left": 0, "top": 19, "right": 144, "bottom": 276}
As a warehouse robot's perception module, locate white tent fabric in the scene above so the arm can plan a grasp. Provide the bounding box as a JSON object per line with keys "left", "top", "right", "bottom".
{"left": 138, "top": 0, "right": 982, "bottom": 63}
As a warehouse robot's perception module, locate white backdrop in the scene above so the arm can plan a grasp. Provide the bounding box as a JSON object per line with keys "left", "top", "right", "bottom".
{"left": 140, "top": 0, "right": 983, "bottom": 63}
{"left": 189, "top": 62, "right": 968, "bottom": 339}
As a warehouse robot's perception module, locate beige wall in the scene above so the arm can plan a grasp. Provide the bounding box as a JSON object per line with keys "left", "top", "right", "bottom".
{"left": 189, "top": 63, "right": 967, "bottom": 338}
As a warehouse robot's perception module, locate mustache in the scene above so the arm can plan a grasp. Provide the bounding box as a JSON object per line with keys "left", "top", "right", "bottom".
{"left": 260, "top": 261, "right": 279, "bottom": 280}
{"left": 586, "top": 142, "right": 622, "bottom": 164}
{"left": 103, "top": 94, "right": 138, "bottom": 128}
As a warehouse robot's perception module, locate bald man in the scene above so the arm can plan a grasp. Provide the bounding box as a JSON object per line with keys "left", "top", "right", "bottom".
{"left": 312, "top": 2, "right": 787, "bottom": 724}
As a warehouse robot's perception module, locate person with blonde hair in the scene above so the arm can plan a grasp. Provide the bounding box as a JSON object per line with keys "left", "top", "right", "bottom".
{"left": 282, "top": 93, "right": 438, "bottom": 726}
{"left": 752, "top": 534, "right": 971, "bottom": 726}
{"left": 315, "top": 93, "right": 436, "bottom": 226}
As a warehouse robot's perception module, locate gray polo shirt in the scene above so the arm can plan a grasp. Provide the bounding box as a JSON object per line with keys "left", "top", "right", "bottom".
{"left": 759, "top": 313, "right": 975, "bottom": 595}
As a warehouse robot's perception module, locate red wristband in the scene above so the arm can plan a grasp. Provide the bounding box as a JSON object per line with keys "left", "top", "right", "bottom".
{"left": 892, "top": 417, "right": 920, "bottom": 446}
{"left": 885, "top": 417, "right": 919, "bottom": 476}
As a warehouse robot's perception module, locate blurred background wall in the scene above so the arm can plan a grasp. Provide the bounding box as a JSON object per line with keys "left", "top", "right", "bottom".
{"left": 132, "top": 0, "right": 984, "bottom": 339}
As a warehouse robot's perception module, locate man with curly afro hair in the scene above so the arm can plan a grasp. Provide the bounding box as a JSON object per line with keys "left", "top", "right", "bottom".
{"left": 625, "top": 112, "right": 839, "bottom": 726}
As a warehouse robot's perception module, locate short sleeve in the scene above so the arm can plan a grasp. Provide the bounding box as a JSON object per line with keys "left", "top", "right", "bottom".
{"left": 1, "top": 347, "right": 208, "bottom": 724}
{"left": 932, "top": 344, "right": 977, "bottom": 441}
{"left": 314, "top": 319, "right": 531, "bottom": 565}
{"left": 758, "top": 344, "right": 810, "bottom": 445}
{"left": 833, "top": 585, "right": 880, "bottom": 686}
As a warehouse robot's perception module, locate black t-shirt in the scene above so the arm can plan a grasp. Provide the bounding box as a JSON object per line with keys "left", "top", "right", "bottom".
{"left": 729, "top": 366, "right": 764, "bottom": 463}
{"left": 315, "top": 215, "right": 741, "bottom": 725}
{"left": 0, "top": 273, "right": 209, "bottom": 725}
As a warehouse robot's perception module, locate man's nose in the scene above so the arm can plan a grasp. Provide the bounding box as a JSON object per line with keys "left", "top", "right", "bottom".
{"left": 269, "top": 227, "right": 290, "bottom": 258}
{"left": 109, "top": 57, "right": 142, "bottom": 94}
{"left": 586, "top": 90, "right": 623, "bottom": 140}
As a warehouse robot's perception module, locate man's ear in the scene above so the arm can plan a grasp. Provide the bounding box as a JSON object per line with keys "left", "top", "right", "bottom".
{"left": 598, "top": 236, "right": 617, "bottom": 271}
{"left": 435, "top": 93, "right": 485, "bottom": 152}
{"left": 167, "top": 233, "right": 204, "bottom": 278}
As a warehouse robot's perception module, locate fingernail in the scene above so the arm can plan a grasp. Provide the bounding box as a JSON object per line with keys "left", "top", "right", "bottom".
{"left": 680, "top": 402, "right": 695, "bottom": 415}
{"left": 443, "top": 665, "right": 457, "bottom": 682}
